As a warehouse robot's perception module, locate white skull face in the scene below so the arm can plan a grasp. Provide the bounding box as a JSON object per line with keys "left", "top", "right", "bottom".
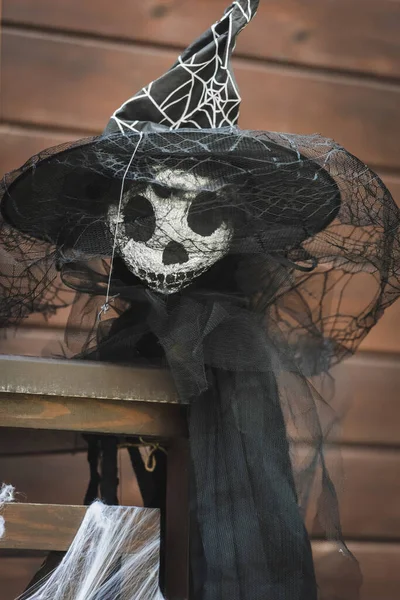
{"left": 107, "top": 168, "right": 233, "bottom": 294}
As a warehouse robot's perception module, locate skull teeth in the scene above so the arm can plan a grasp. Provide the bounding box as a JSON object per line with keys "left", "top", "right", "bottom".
{"left": 141, "top": 267, "right": 209, "bottom": 294}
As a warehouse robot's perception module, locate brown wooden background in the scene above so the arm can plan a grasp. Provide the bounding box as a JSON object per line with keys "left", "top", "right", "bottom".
{"left": 1, "top": 1, "right": 400, "bottom": 598}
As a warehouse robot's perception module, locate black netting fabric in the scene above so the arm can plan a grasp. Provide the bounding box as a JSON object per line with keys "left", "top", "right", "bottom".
{"left": 1, "top": 127, "right": 398, "bottom": 599}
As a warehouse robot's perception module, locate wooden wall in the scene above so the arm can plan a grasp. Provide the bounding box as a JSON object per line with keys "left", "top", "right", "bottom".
{"left": 1, "top": 1, "right": 400, "bottom": 598}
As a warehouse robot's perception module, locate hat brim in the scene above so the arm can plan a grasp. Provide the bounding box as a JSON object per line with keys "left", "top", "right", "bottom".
{"left": 1, "top": 128, "right": 342, "bottom": 256}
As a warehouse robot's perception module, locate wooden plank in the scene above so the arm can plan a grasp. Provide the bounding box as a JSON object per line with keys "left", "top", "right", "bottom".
{"left": 0, "top": 504, "right": 88, "bottom": 551}
{"left": 165, "top": 438, "right": 190, "bottom": 599}
{"left": 3, "top": 0, "right": 400, "bottom": 78}
{"left": 2, "top": 441, "right": 400, "bottom": 540}
{"left": 0, "top": 327, "right": 67, "bottom": 357}
{"left": 0, "top": 124, "right": 79, "bottom": 176}
{"left": 335, "top": 354, "right": 400, "bottom": 446}
{"left": 0, "top": 503, "right": 158, "bottom": 551}
{"left": 1, "top": 544, "right": 399, "bottom": 600}
{"left": 284, "top": 353, "right": 400, "bottom": 447}
{"left": 0, "top": 557, "right": 44, "bottom": 600}
{"left": 313, "top": 541, "right": 400, "bottom": 600}
{"left": 0, "top": 428, "right": 86, "bottom": 456}
{"left": 308, "top": 447, "right": 400, "bottom": 541}
{"left": 2, "top": 348, "right": 400, "bottom": 444}
{"left": 0, "top": 450, "right": 142, "bottom": 507}
{"left": 2, "top": 345, "right": 400, "bottom": 446}
{"left": 359, "top": 299, "right": 400, "bottom": 354}
{"left": 0, "top": 392, "right": 186, "bottom": 437}
{"left": 0, "top": 355, "right": 178, "bottom": 404}
{"left": 1, "top": 512, "right": 400, "bottom": 596}
{"left": 2, "top": 30, "right": 400, "bottom": 169}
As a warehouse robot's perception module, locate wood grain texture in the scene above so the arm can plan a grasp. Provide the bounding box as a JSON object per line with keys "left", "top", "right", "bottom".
{"left": 1, "top": 439, "right": 400, "bottom": 540}
{"left": 0, "top": 393, "right": 187, "bottom": 437}
{"left": 0, "top": 449, "right": 142, "bottom": 506}
{"left": 1, "top": 447, "right": 399, "bottom": 545}
{"left": 0, "top": 355, "right": 178, "bottom": 404}
{"left": 1, "top": 544, "right": 399, "bottom": 600}
{"left": 165, "top": 438, "right": 190, "bottom": 599}
{"left": 0, "top": 504, "right": 87, "bottom": 551}
{"left": 0, "top": 124, "right": 80, "bottom": 176}
{"left": 0, "top": 557, "right": 44, "bottom": 600}
{"left": 358, "top": 299, "right": 400, "bottom": 354}
{"left": 1, "top": 341, "right": 400, "bottom": 445}
{"left": 310, "top": 447, "right": 400, "bottom": 541}
{"left": 313, "top": 542, "right": 400, "bottom": 600}
{"left": 335, "top": 355, "right": 400, "bottom": 446}
{"left": 0, "top": 503, "right": 159, "bottom": 551}
{"left": 2, "top": 30, "right": 400, "bottom": 169}
{"left": 0, "top": 327, "right": 67, "bottom": 357}
{"left": 0, "top": 428, "right": 86, "bottom": 455}
{"left": 3, "top": 0, "right": 400, "bottom": 78}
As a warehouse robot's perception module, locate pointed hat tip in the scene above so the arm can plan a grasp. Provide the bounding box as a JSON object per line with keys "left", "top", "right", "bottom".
{"left": 106, "top": 0, "right": 261, "bottom": 134}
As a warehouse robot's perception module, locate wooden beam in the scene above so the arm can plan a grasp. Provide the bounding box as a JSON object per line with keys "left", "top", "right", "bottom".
{"left": 0, "top": 428, "right": 86, "bottom": 456}
{"left": 0, "top": 447, "right": 143, "bottom": 507}
{"left": 0, "top": 355, "right": 178, "bottom": 404}
{"left": 0, "top": 392, "right": 186, "bottom": 437}
{"left": 0, "top": 503, "right": 159, "bottom": 551}
{"left": 4, "top": 350, "right": 400, "bottom": 445}
{"left": 2, "top": 350, "right": 400, "bottom": 446}
{"left": 0, "top": 504, "right": 87, "bottom": 551}
{"left": 3, "top": 0, "right": 400, "bottom": 79}
{"left": 0, "top": 123, "right": 79, "bottom": 175}
{"left": 0, "top": 356, "right": 186, "bottom": 436}
{"left": 2, "top": 441, "right": 400, "bottom": 540}
{"left": 2, "top": 29, "right": 400, "bottom": 168}
{"left": 2, "top": 542, "right": 400, "bottom": 600}
{"left": 309, "top": 447, "right": 400, "bottom": 541}
{"left": 0, "top": 556, "right": 44, "bottom": 600}
{"left": 333, "top": 354, "right": 400, "bottom": 446}
{"left": 313, "top": 541, "right": 400, "bottom": 600}
{"left": 165, "top": 438, "right": 190, "bottom": 598}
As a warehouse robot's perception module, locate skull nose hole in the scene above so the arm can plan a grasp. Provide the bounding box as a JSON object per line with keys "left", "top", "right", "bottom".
{"left": 163, "top": 240, "right": 189, "bottom": 265}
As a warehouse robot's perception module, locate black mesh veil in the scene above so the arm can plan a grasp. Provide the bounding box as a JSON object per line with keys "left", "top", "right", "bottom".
{"left": 1, "top": 129, "right": 398, "bottom": 357}
{"left": 1, "top": 127, "right": 399, "bottom": 598}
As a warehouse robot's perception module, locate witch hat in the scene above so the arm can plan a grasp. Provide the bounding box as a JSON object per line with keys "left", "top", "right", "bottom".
{"left": 107, "top": 0, "right": 260, "bottom": 133}
{"left": 0, "top": 0, "right": 345, "bottom": 299}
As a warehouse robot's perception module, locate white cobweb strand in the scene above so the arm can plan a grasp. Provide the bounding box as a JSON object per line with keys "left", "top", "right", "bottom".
{"left": 0, "top": 483, "right": 15, "bottom": 539}
{"left": 21, "top": 502, "right": 165, "bottom": 600}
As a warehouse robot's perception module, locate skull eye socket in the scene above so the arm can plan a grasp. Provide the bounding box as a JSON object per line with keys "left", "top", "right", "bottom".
{"left": 188, "top": 191, "right": 224, "bottom": 236}
{"left": 123, "top": 195, "right": 155, "bottom": 242}
{"left": 152, "top": 184, "right": 172, "bottom": 199}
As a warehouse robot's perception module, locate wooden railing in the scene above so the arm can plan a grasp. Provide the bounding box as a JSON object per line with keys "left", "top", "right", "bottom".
{"left": 0, "top": 355, "right": 189, "bottom": 599}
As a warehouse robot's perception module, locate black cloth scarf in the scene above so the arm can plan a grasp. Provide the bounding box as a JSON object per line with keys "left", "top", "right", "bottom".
{"left": 68, "top": 255, "right": 319, "bottom": 600}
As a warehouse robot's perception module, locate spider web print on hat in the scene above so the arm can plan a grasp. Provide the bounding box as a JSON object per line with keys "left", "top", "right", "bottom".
{"left": 106, "top": 0, "right": 260, "bottom": 133}
{"left": 1, "top": 0, "right": 399, "bottom": 599}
